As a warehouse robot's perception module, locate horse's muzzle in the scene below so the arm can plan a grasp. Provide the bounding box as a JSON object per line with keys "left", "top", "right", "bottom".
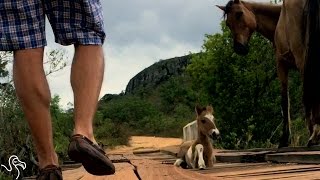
{"left": 210, "top": 131, "right": 221, "bottom": 140}
{"left": 234, "top": 41, "right": 249, "bottom": 55}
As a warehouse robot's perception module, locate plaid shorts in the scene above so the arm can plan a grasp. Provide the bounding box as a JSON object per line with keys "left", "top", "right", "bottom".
{"left": 0, "top": 0, "right": 106, "bottom": 51}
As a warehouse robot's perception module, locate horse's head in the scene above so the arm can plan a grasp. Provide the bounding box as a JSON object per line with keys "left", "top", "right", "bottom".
{"left": 195, "top": 105, "right": 220, "bottom": 140}
{"left": 217, "top": 0, "right": 257, "bottom": 55}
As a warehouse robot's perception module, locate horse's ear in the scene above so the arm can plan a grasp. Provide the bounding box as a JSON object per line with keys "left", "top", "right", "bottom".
{"left": 234, "top": 0, "right": 240, "bottom": 4}
{"left": 216, "top": 5, "right": 226, "bottom": 12}
{"left": 206, "top": 105, "right": 214, "bottom": 114}
{"left": 195, "top": 105, "right": 205, "bottom": 115}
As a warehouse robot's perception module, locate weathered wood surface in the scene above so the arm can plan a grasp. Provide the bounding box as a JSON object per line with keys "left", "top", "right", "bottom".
{"left": 215, "top": 151, "right": 272, "bottom": 163}
{"left": 202, "top": 163, "right": 320, "bottom": 180}
{"left": 134, "top": 150, "right": 320, "bottom": 180}
{"left": 218, "top": 145, "right": 320, "bottom": 153}
{"left": 266, "top": 151, "right": 320, "bottom": 164}
{"left": 59, "top": 148, "right": 320, "bottom": 180}
{"left": 158, "top": 145, "right": 320, "bottom": 164}
{"left": 215, "top": 148, "right": 320, "bottom": 164}
{"left": 183, "top": 120, "right": 197, "bottom": 142}
{"left": 63, "top": 162, "right": 138, "bottom": 180}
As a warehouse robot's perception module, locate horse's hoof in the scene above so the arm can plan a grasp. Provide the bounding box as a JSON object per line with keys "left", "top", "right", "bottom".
{"left": 199, "top": 165, "right": 206, "bottom": 170}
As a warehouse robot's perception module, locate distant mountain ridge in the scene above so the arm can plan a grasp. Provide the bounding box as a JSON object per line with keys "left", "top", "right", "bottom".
{"left": 125, "top": 54, "right": 193, "bottom": 94}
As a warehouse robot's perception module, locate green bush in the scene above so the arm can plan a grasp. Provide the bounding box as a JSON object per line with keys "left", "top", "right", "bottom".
{"left": 51, "top": 95, "right": 74, "bottom": 161}
{"left": 95, "top": 118, "right": 130, "bottom": 147}
{"left": 291, "top": 118, "right": 309, "bottom": 146}
{"left": 0, "top": 172, "right": 11, "bottom": 180}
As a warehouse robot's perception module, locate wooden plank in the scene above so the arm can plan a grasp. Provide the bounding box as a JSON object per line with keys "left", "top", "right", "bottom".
{"left": 217, "top": 145, "right": 320, "bottom": 153}
{"left": 215, "top": 151, "right": 271, "bottom": 163}
{"left": 131, "top": 159, "right": 220, "bottom": 180}
{"left": 63, "top": 163, "right": 138, "bottom": 180}
{"left": 218, "top": 148, "right": 276, "bottom": 153}
{"left": 276, "top": 146, "right": 320, "bottom": 153}
{"left": 133, "top": 149, "right": 160, "bottom": 155}
{"left": 189, "top": 163, "right": 272, "bottom": 174}
{"left": 218, "top": 166, "right": 320, "bottom": 178}
{"left": 160, "top": 145, "right": 180, "bottom": 157}
{"left": 266, "top": 151, "right": 320, "bottom": 164}
{"left": 109, "top": 154, "right": 131, "bottom": 163}
{"left": 204, "top": 164, "right": 320, "bottom": 178}
{"left": 226, "top": 170, "right": 320, "bottom": 180}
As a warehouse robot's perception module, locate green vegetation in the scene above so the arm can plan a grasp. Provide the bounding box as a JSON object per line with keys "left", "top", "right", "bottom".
{"left": 0, "top": 19, "right": 309, "bottom": 177}
{"left": 187, "top": 22, "right": 305, "bottom": 149}
{"left": 97, "top": 22, "right": 307, "bottom": 150}
{"left": 97, "top": 76, "right": 196, "bottom": 139}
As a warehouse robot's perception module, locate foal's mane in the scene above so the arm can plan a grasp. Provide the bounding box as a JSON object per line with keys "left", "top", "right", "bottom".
{"left": 223, "top": 0, "right": 281, "bottom": 19}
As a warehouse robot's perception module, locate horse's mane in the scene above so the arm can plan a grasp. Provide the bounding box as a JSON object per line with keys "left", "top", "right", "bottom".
{"left": 224, "top": 0, "right": 234, "bottom": 18}
{"left": 223, "top": 0, "right": 281, "bottom": 19}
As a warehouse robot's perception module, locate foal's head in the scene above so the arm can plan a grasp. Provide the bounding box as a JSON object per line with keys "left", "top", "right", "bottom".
{"left": 217, "top": 0, "right": 257, "bottom": 55}
{"left": 196, "top": 105, "right": 220, "bottom": 139}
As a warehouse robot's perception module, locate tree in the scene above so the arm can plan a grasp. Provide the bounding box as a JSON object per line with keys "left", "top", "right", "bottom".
{"left": 187, "top": 22, "right": 304, "bottom": 149}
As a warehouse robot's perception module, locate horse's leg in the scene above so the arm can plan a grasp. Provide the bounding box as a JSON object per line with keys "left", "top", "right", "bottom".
{"left": 195, "top": 144, "right": 206, "bottom": 170}
{"left": 206, "top": 154, "right": 214, "bottom": 168}
{"left": 277, "top": 60, "right": 291, "bottom": 148}
{"left": 305, "top": 108, "right": 315, "bottom": 147}
{"left": 307, "top": 108, "right": 320, "bottom": 146}
{"left": 307, "top": 124, "right": 320, "bottom": 147}
{"left": 174, "top": 159, "right": 184, "bottom": 167}
{"left": 204, "top": 150, "right": 215, "bottom": 168}
{"left": 185, "top": 146, "right": 195, "bottom": 169}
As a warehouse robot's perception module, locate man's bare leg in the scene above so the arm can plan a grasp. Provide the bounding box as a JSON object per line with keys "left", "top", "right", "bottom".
{"left": 13, "top": 48, "right": 58, "bottom": 168}
{"left": 71, "top": 45, "right": 104, "bottom": 143}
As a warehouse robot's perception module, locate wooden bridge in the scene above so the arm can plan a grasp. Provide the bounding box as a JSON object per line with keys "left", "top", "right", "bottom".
{"left": 23, "top": 136, "right": 320, "bottom": 179}
{"left": 58, "top": 137, "right": 320, "bottom": 180}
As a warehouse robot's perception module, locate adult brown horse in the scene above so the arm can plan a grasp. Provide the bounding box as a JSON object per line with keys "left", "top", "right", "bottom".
{"left": 217, "top": 0, "right": 320, "bottom": 147}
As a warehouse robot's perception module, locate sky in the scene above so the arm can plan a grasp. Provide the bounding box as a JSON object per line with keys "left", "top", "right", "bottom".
{"left": 43, "top": 0, "right": 269, "bottom": 108}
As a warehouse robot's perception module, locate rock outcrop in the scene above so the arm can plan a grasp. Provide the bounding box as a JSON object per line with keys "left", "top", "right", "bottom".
{"left": 125, "top": 54, "right": 192, "bottom": 94}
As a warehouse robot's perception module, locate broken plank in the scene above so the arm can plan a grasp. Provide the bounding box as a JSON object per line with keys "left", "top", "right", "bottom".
{"left": 266, "top": 151, "right": 320, "bottom": 164}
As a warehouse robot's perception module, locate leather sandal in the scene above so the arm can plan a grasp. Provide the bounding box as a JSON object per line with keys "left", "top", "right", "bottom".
{"left": 36, "top": 165, "right": 62, "bottom": 180}
{"left": 68, "top": 134, "right": 115, "bottom": 176}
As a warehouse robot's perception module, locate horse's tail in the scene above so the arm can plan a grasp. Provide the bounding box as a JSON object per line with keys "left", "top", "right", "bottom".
{"left": 303, "top": 0, "right": 320, "bottom": 119}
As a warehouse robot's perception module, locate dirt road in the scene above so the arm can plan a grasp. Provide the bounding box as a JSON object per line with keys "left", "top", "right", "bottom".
{"left": 107, "top": 136, "right": 182, "bottom": 154}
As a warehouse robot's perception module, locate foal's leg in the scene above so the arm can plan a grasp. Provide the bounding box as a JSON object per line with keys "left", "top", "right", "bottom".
{"left": 174, "top": 159, "right": 184, "bottom": 167}
{"left": 195, "top": 144, "right": 206, "bottom": 170}
{"left": 206, "top": 154, "right": 215, "bottom": 168}
{"left": 185, "top": 146, "right": 195, "bottom": 169}
{"left": 277, "top": 61, "right": 291, "bottom": 148}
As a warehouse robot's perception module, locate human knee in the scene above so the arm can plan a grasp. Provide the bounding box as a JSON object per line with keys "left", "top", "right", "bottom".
{"left": 72, "top": 45, "right": 104, "bottom": 68}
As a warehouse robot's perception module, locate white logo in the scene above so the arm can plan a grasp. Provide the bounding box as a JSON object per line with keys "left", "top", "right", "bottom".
{"left": 1, "top": 155, "right": 26, "bottom": 179}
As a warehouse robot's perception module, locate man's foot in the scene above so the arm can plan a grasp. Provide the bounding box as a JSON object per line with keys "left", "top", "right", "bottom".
{"left": 68, "top": 134, "right": 115, "bottom": 176}
{"left": 36, "top": 165, "right": 62, "bottom": 180}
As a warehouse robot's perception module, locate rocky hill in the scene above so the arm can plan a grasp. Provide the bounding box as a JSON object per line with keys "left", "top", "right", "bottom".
{"left": 125, "top": 54, "right": 192, "bottom": 94}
